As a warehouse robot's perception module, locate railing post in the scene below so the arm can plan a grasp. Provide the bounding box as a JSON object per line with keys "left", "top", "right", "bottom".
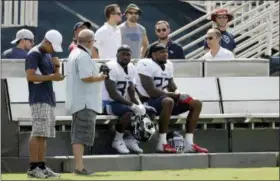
{"left": 266, "top": 1, "right": 274, "bottom": 56}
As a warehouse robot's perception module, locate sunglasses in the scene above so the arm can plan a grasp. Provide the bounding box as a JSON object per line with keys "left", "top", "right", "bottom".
{"left": 206, "top": 37, "right": 213, "bottom": 40}
{"left": 217, "top": 16, "right": 228, "bottom": 19}
{"left": 156, "top": 28, "right": 167, "bottom": 33}
{"left": 127, "top": 12, "right": 139, "bottom": 15}
{"left": 112, "top": 12, "right": 122, "bottom": 16}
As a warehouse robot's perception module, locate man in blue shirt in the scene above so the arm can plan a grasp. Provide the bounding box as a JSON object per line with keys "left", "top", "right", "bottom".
{"left": 145, "top": 20, "right": 185, "bottom": 59}
{"left": 2, "top": 29, "right": 34, "bottom": 59}
{"left": 25, "top": 29, "right": 64, "bottom": 178}
{"left": 204, "top": 8, "right": 236, "bottom": 52}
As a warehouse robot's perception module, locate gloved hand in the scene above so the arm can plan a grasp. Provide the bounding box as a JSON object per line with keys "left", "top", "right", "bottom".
{"left": 99, "top": 64, "right": 110, "bottom": 79}
{"left": 130, "top": 104, "right": 146, "bottom": 116}
{"left": 176, "top": 93, "right": 193, "bottom": 104}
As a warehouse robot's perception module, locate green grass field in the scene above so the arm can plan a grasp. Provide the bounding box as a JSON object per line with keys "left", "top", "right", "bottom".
{"left": 1, "top": 167, "right": 279, "bottom": 180}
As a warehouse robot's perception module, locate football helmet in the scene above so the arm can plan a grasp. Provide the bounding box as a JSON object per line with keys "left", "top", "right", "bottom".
{"left": 130, "top": 114, "right": 156, "bottom": 142}
{"left": 167, "top": 131, "right": 185, "bottom": 153}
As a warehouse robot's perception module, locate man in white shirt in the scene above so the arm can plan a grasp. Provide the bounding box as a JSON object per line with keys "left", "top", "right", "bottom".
{"left": 95, "top": 4, "right": 122, "bottom": 59}
{"left": 200, "top": 28, "right": 235, "bottom": 60}
{"left": 66, "top": 29, "right": 107, "bottom": 175}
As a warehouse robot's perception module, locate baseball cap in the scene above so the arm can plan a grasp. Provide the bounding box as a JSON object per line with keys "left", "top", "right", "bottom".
{"left": 73, "top": 21, "right": 92, "bottom": 31}
{"left": 11, "top": 29, "right": 34, "bottom": 44}
{"left": 117, "top": 44, "right": 132, "bottom": 53}
{"left": 125, "top": 3, "right": 143, "bottom": 14}
{"left": 45, "top": 30, "right": 63, "bottom": 52}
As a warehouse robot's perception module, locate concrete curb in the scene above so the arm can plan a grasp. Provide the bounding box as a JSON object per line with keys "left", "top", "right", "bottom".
{"left": 1, "top": 152, "right": 279, "bottom": 173}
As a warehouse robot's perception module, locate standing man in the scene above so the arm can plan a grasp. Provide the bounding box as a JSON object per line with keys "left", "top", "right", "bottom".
{"left": 95, "top": 4, "right": 122, "bottom": 59}
{"left": 25, "top": 29, "right": 64, "bottom": 178}
{"left": 200, "top": 29, "right": 234, "bottom": 60}
{"left": 136, "top": 43, "right": 208, "bottom": 153}
{"left": 145, "top": 21, "right": 184, "bottom": 59}
{"left": 69, "top": 21, "right": 99, "bottom": 58}
{"left": 66, "top": 29, "right": 107, "bottom": 175}
{"left": 119, "top": 3, "right": 149, "bottom": 59}
{"left": 2, "top": 29, "right": 34, "bottom": 59}
{"left": 204, "top": 8, "right": 236, "bottom": 52}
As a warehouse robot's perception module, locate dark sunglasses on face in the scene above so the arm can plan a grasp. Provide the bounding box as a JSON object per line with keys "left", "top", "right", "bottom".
{"left": 156, "top": 28, "right": 167, "bottom": 33}
{"left": 127, "top": 12, "right": 139, "bottom": 15}
{"left": 206, "top": 37, "right": 213, "bottom": 40}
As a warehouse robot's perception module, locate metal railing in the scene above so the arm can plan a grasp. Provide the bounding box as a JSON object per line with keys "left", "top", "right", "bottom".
{"left": 174, "top": 1, "right": 279, "bottom": 59}
{"left": 1, "top": 0, "right": 38, "bottom": 27}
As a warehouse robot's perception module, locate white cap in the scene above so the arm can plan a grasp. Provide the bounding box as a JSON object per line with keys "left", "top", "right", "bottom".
{"left": 45, "top": 29, "right": 63, "bottom": 52}
{"left": 11, "top": 29, "right": 34, "bottom": 44}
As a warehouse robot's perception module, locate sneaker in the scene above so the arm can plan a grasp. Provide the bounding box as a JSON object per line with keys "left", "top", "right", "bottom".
{"left": 27, "top": 167, "right": 48, "bottom": 178}
{"left": 74, "top": 168, "right": 94, "bottom": 175}
{"left": 156, "top": 143, "right": 177, "bottom": 153}
{"left": 112, "top": 140, "right": 130, "bottom": 154}
{"left": 124, "top": 138, "right": 143, "bottom": 153}
{"left": 184, "top": 142, "right": 209, "bottom": 153}
{"left": 42, "top": 167, "right": 61, "bottom": 178}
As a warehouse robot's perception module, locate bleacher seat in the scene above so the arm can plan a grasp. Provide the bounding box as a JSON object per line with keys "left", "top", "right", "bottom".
{"left": 204, "top": 60, "right": 270, "bottom": 77}
{"left": 219, "top": 77, "right": 279, "bottom": 114}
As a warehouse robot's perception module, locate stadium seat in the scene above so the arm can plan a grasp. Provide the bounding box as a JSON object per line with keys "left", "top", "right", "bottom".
{"left": 204, "top": 60, "right": 270, "bottom": 77}
{"left": 220, "top": 77, "right": 279, "bottom": 115}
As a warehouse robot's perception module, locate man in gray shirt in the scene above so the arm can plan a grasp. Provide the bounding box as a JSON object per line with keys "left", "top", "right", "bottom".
{"left": 66, "top": 29, "right": 107, "bottom": 175}
{"left": 119, "top": 3, "right": 149, "bottom": 59}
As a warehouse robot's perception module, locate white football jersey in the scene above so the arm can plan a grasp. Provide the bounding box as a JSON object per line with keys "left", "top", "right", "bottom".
{"left": 102, "top": 61, "right": 137, "bottom": 101}
{"left": 135, "top": 59, "right": 174, "bottom": 97}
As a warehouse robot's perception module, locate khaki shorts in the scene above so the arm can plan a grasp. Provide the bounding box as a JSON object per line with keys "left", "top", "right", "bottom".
{"left": 30, "top": 103, "right": 56, "bottom": 138}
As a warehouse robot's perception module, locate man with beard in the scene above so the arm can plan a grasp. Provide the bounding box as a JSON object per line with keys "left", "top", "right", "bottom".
{"left": 145, "top": 20, "right": 184, "bottom": 59}
{"left": 204, "top": 8, "right": 236, "bottom": 52}
{"left": 119, "top": 4, "right": 149, "bottom": 59}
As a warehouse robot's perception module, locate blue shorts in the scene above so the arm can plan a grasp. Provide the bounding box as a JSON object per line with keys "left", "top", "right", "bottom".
{"left": 144, "top": 96, "right": 189, "bottom": 116}
{"left": 103, "top": 101, "right": 157, "bottom": 118}
{"left": 103, "top": 101, "right": 133, "bottom": 117}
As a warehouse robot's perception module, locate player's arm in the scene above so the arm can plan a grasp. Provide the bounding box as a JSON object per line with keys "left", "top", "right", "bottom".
{"left": 127, "top": 83, "right": 140, "bottom": 105}
{"left": 167, "top": 78, "right": 178, "bottom": 92}
{"left": 105, "top": 79, "right": 133, "bottom": 106}
{"left": 139, "top": 74, "right": 177, "bottom": 99}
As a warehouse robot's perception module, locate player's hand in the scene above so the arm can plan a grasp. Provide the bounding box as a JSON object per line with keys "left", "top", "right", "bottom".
{"left": 51, "top": 73, "right": 64, "bottom": 81}
{"left": 177, "top": 93, "right": 193, "bottom": 104}
{"left": 131, "top": 104, "right": 146, "bottom": 116}
{"left": 51, "top": 57, "right": 61, "bottom": 67}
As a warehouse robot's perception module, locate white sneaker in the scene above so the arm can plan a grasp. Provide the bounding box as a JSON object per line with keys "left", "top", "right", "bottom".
{"left": 42, "top": 167, "right": 61, "bottom": 178}
{"left": 112, "top": 140, "right": 130, "bottom": 154}
{"left": 124, "top": 138, "right": 143, "bottom": 153}
{"left": 27, "top": 167, "right": 48, "bottom": 178}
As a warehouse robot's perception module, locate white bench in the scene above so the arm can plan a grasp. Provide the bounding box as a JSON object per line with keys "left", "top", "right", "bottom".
{"left": 6, "top": 77, "right": 279, "bottom": 127}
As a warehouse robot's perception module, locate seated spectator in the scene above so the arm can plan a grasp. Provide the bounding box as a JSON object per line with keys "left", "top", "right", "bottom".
{"left": 200, "top": 29, "right": 234, "bottom": 60}
{"left": 2, "top": 29, "right": 34, "bottom": 59}
{"left": 204, "top": 8, "right": 236, "bottom": 53}
{"left": 145, "top": 20, "right": 184, "bottom": 59}
{"left": 68, "top": 21, "right": 99, "bottom": 58}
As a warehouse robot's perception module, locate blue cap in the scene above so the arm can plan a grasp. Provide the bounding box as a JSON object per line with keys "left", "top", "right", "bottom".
{"left": 73, "top": 21, "right": 92, "bottom": 31}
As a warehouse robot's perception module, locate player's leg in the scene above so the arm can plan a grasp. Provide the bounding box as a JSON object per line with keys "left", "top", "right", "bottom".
{"left": 172, "top": 99, "right": 208, "bottom": 153}
{"left": 146, "top": 96, "right": 177, "bottom": 153}
{"left": 108, "top": 102, "right": 143, "bottom": 153}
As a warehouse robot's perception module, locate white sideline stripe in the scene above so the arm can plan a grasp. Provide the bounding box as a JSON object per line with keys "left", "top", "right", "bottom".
{"left": 54, "top": 1, "right": 99, "bottom": 30}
